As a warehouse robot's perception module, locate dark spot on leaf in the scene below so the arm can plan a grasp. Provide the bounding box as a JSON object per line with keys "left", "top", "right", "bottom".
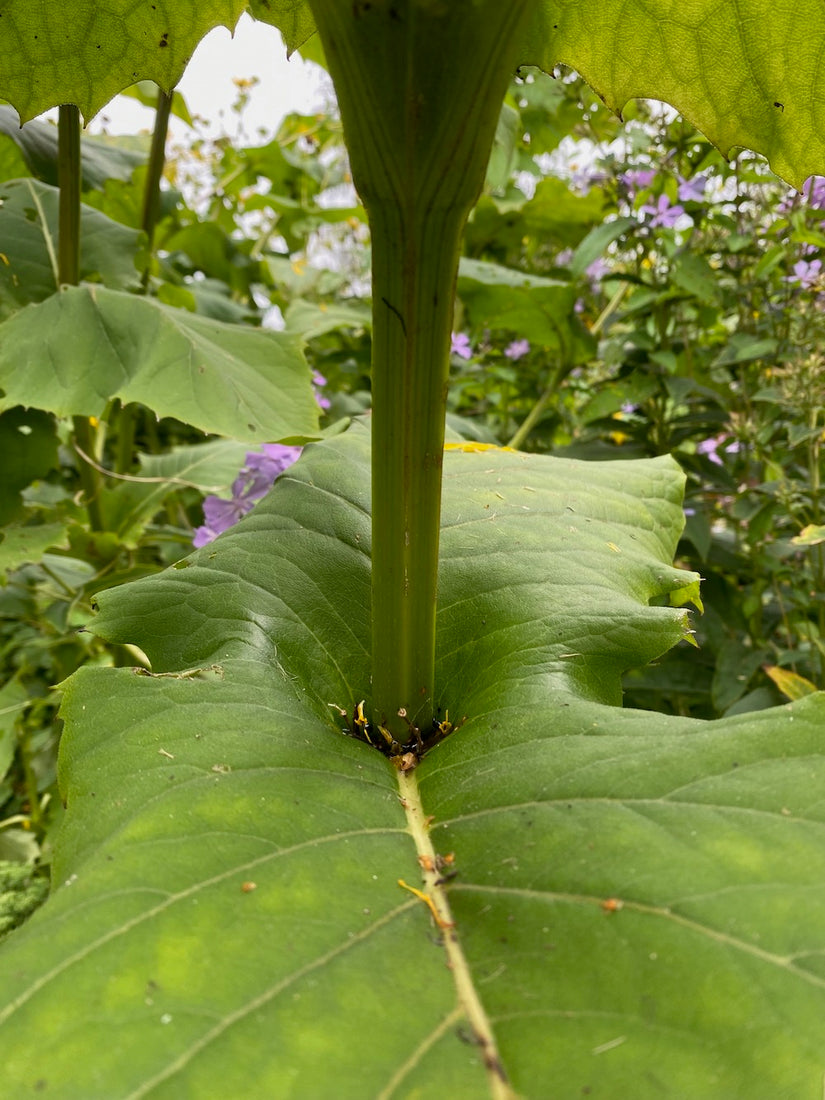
{"left": 774, "top": 101, "right": 784, "bottom": 111}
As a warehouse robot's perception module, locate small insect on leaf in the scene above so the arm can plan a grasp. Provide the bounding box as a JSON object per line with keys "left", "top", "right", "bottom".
{"left": 241, "top": 882, "right": 257, "bottom": 893}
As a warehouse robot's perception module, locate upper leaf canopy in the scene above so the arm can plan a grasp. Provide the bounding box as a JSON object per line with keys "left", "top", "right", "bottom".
{"left": 0, "top": 2, "right": 823, "bottom": 185}
{"left": 520, "top": 0, "right": 825, "bottom": 188}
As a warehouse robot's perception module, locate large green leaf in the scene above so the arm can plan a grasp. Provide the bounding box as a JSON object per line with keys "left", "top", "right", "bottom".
{"left": 521, "top": 1, "right": 825, "bottom": 187}
{"left": 2, "top": 424, "right": 822, "bottom": 1096}
{"left": 0, "top": 2, "right": 246, "bottom": 123}
{"left": 0, "top": 2, "right": 317, "bottom": 123}
{"left": 0, "top": 179, "right": 143, "bottom": 320}
{"left": 0, "top": 286, "right": 319, "bottom": 442}
{"left": 0, "top": 3, "right": 824, "bottom": 185}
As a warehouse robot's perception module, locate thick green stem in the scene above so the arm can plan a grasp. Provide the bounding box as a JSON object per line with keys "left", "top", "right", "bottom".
{"left": 59, "top": 105, "right": 104, "bottom": 531}
{"left": 310, "top": 0, "right": 530, "bottom": 736}
{"left": 369, "top": 203, "right": 464, "bottom": 729}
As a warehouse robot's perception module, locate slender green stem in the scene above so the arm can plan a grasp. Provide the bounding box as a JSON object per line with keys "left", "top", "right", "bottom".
{"left": 507, "top": 366, "right": 562, "bottom": 451}
{"left": 140, "top": 86, "right": 173, "bottom": 288}
{"left": 104, "top": 87, "right": 175, "bottom": 473}
{"left": 18, "top": 724, "right": 43, "bottom": 834}
{"left": 58, "top": 105, "right": 104, "bottom": 531}
{"left": 507, "top": 282, "right": 630, "bottom": 451}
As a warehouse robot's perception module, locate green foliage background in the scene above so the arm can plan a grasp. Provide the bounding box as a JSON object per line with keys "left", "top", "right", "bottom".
{"left": 0, "top": 2, "right": 823, "bottom": 1097}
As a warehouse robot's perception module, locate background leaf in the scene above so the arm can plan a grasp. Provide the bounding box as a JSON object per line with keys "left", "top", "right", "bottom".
{"left": 457, "top": 257, "right": 591, "bottom": 358}
{"left": 0, "top": 106, "right": 146, "bottom": 189}
{"left": 0, "top": 407, "right": 59, "bottom": 525}
{"left": 0, "top": 179, "right": 143, "bottom": 320}
{"left": 0, "top": 286, "right": 320, "bottom": 442}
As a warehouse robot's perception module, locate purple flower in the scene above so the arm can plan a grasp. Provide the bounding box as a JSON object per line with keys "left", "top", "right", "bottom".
{"left": 677, "top": 174, "right": 707, "bottom": 203}
{"left": 245, "top": 443, "right": 303, "bottom": 496}
{"left": 504, "top": 338, "right": 530, "bottom": 361}
{"left": 640, "top": 194, "right": 687, "bottom": 229}
{"left": 696, "top": 435, "right": 740, "bottom": 467}
{"left": 787, "top": 258, "right": 823, "bottom": 288}
{"left": 312, "top": 370, "right": 331, "bottom": 411}
{"left": 193, "top": 443, "right": 303, "bottom": 547}
{"left": 619, "top": 401, "right": 637, "bottom": 416}
{"left": 621, "top": 169, "right": 656, "bottom": 196}
{"left": 451, "top": 332, "right": 472, "bottom": 360}
{"left": 585, "top": 257, "right": 609, "bottom": 287}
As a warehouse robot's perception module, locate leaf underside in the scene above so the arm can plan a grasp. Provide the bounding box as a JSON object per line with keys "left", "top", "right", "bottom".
{"left": 0, "top": 3, "right": 824, "bottom": 186}
{"left": 1, "top": 424, "right": 823, "bottom": 1098}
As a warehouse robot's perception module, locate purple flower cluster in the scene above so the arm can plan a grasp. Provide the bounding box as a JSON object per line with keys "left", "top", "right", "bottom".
{"left": 777, "top": 175, "right": 825, "bottom": 216}
{"left": 803, "top": 176, "right": 825, "bottom": 209}
{"left": 193, "top": 443, "right": 302, "bottom": 547}
{"left": 620, "top": 168, "right": 656, "bottom": 196}
{"left": 620, "top": 168, "right": 707, "bottom": 230}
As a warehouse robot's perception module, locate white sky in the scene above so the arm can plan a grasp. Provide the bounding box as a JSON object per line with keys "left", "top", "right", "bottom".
{"left": 88, "top": 14, "right": 329, "bottom": 142}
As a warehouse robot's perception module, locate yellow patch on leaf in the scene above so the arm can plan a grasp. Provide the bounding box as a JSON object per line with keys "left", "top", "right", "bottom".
{"left": 444, "top": 442, "right": 518, "bottom": 454}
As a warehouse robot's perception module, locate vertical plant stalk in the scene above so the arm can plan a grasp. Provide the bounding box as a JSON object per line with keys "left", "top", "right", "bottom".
{"left": 110, "top": 86, "right": 175, "bottom": 473}
{"left": 140, "top": 87, "right": 173, "bottom": 288}
{"left": 310, "top": 0, "right": 531, "bottom": 736}
{"left": 59, "top": 105, "right": 104, "bottom": 531}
